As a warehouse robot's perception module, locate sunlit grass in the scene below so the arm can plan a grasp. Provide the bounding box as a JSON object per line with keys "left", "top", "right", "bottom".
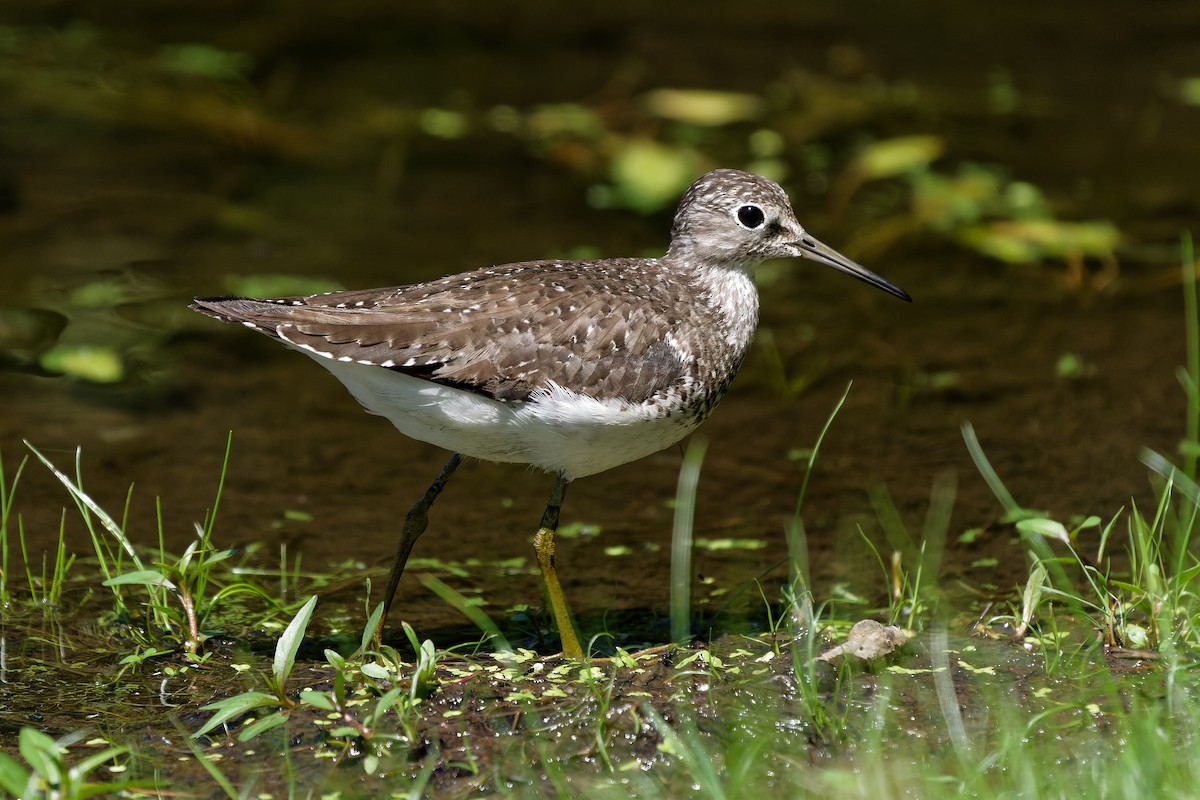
{"left": 0, "top": 452, "right": 29, "bottom": 610}
{"left": 3, "top": 427, "right": 1200, "bottom": 796}
{"left": 24, "top": 435, "right": 281, "bottom": 658}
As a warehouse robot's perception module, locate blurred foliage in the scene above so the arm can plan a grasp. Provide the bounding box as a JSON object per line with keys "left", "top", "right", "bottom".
{"left": 958, "top": 219, "right": 1120, "bottom": 265}
{"left": 419, "top": 108, "right": 468, "bottom": 140}
{"left": 155, "top": 42, "right": 253, "bottom": 80}
{"left": 0, "top": 22, "right": 307, "bottom": 153}
{"left": 849, "top": 135, "right": 947, "bottom": 183}
{"left": 19, "top": 273, "right": 165, "bottom": 383}
{"left": 0, "top": 17, "right": 1151, "bottom": 388}
{"left": 39, "top": 344, "right": 124, "bottom": 382}
{"left": 1179, "top": 77, "right": 1200, "bottom": 106}
{"left": 223, "top": 274, "right": 343, "bottom": 298}
{"left": 594, "top": 138, "right": 703, "bottom": 213}
{"left": 837, "top": 139, "right": 1120, "bottom": 281}
{"left": 1055, "top": 353, "right": 1097, "bottom": 380}
{"left": 0, "top": 308, "right": 68, "bottom": 368}
{"left": 4, "top": 271, "right": 343, "bottom": 384}
{"left": 639, "top": 89, "right": 765, "bottom": 127}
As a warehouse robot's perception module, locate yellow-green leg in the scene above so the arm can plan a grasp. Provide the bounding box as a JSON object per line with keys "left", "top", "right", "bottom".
{"left": 373, "top": 452, "right": 464, "bottom": 647}
{"left": 533, "top": 474, "right": 584, "bottom": 660}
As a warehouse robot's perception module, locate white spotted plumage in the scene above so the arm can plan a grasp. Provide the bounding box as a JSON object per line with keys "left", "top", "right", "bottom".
{"left": 189, "top": 168, "right": 910, "bottom": 656}
{"left": 192, "top": 169, "right": 910, "bottom": 480}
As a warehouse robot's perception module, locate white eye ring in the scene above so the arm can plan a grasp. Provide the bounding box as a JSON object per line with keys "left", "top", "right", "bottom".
{"left": 736, "top": 205, "right": 766, "bottom": 229}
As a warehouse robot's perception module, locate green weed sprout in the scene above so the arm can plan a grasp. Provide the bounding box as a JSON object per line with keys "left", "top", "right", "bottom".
{"left": 0, "top": 728, "right": 134, "bottom": 799}
{"left": 26, "top": 436, "right": 276, "bottom": 656}
{"left": 193, "top": 594, "right": 318, "bottom": 740}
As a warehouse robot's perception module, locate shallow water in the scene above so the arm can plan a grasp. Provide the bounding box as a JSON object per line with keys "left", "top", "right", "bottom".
{"left": 2, "top": 4, "right": 1199, "bottom": 795}
{"left": 1, "top": 2, "right": 1197, "bottom": 647}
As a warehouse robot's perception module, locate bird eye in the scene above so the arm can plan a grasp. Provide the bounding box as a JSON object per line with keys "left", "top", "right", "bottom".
{"left": 736, "top": 205, "right": 765, "bottom": 229}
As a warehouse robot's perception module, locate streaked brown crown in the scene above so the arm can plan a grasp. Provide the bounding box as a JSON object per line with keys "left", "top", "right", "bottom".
{"left": 666, "top": 169, "right": 802, "bottom": 268}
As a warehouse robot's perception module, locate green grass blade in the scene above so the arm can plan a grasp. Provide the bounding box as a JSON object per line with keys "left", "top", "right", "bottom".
{"left": 783, "top": 384, "right": 853, "bottom": 629}
{"left": 193, "top": 692, "right": 281, "bottom": 739}
{"left": 103, "top": 569, "right": 177, "bottom": 590}
{"left": 640, "top": 703, "right": 727, "bottom": 800}
{"left": 1180, "top": 231, "right": 1198, "bottom": 479}
{"left": 419, "top": 574, "right": 512, "bottom": 652}
{"left": 794, "top": 381, "right": 853, "bottom": 517}
{"left": 961, "top": 422, "right": 1034, "bottom": 521}
{"left": 0, "top": 452, "right": 28, "bottom": 607}
{"left": 360, "top": 602, "right": 386, "bottom": 655}
{"left": 274, "top": 595, "right": 317, "bottom": 687}
{"left": 69, "top": 744, "right": 130, "bottom": 781}
{"left": 0, "top": 751, "right": 31, "bottom": 797}
{"left": 24, "top": 442, "right": 145, "bottom": 571}
{"left": 237, "top": 711, "right": 289, "bottom": 742}
{"left": 1142, "top": 448, "right": 1200, "bottom": 507}
{"left": 177, "top": 724, "right": 239, "bottom": 800}
{"left": 202, "top": 431, "right": 234, "bottom": 540}
{"left": 17, "top": 727, "right": 60, "bottom": 784}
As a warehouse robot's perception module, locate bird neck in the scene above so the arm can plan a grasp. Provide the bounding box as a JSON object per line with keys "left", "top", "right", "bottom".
{"left": 665, "top": 236, "right": 753, "bottom": 273}
{"left": 688, "top": 260, "right": 761, "bottom": 356}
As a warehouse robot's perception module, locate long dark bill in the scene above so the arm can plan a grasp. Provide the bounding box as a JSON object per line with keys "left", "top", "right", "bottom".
{"left": 794, "top": 234, "right": 912, "bottom": 302}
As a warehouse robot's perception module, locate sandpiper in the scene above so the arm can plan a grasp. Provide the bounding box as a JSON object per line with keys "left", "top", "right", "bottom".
{"left": 191, "top": 168, "right": 910, "bottom": 659}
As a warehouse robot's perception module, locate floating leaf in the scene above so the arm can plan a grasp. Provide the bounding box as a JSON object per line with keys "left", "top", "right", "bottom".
{"left": 887, "top": 665, "right": 946, "bottom": 675}
{"left": 957, "top": 528, "right": 983, "bottom": 544}
{"left": 606, "top": 139, "right": 701, "bottom": 213}
{"left": 640, "top": 88, "right": 764, "bottom": 126}
{"left": 523, "top": 103, "right": 606, "bottom": 141}
{"left": 157, "top": 43, "right": 253, "bottom": 80}
{"left": 556, "top": 521, "right": 601, "bottom": 539}
{"left": 1179, "top": 77, "right": 1200, "bottom": 106}
{"left": 39, "top": 345, "right": 124, "bottom": 382}
{"left": 419, "top": 108, "right": 467, "bottom": 139}
{"left": 958, "top": 219, "right": 1119, "bottom": 264}
{"left": 69, "top": 280, "right": 131, "bottom": 308}
{"left": 911, "top": 166, "right": 1007, "bottom": 230}
{"left": 694, "top": 538, "right": 767, "bottom": 551}
{"left": 1056, "top": 353, "right": 1096, "bottom": 379}
{"left": 850, "top": 135, "right": 945, "bottom": 180}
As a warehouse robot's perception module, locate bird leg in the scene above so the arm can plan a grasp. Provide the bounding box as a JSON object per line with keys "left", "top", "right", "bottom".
{"left": 373, "top": 452, "right": 464, "bottom": 646}
{"left": 533, "top": 474, "right": 584, "bottom": 660}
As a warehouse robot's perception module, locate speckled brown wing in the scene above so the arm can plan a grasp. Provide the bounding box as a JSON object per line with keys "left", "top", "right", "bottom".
{"left": 192, "top": 259, "right": 694, "bottom": 405}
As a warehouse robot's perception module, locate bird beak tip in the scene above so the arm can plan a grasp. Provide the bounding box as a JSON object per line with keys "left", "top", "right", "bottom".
{"left": 791, "top": 237, "right": 911, "bottom": 303}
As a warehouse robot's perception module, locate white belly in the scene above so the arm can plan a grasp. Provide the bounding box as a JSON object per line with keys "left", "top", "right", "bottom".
{"left": 311, "top": 355, "right": 697, "bottom": 480}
